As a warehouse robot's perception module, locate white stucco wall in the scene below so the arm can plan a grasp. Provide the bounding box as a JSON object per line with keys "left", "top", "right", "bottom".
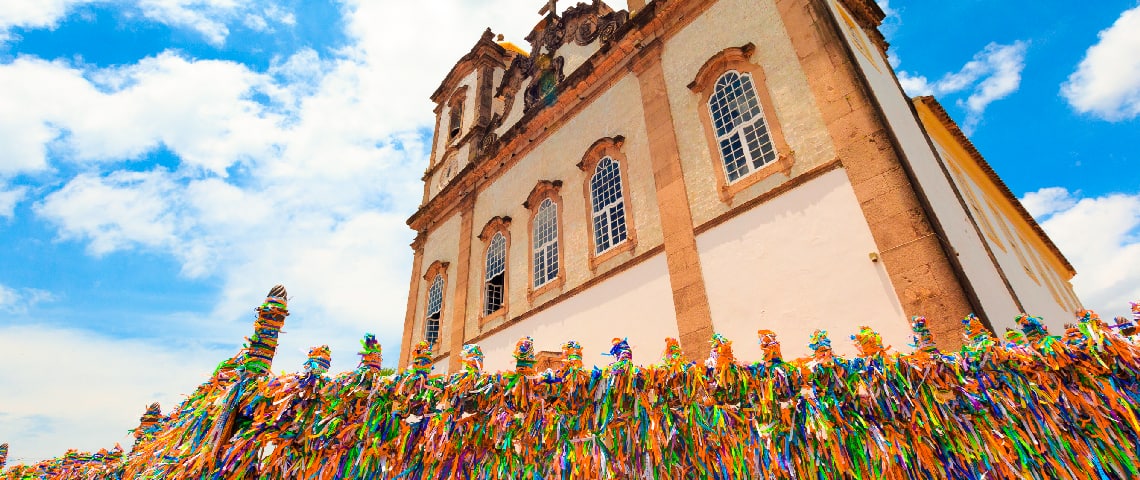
{"left": 476, "top": 253, "right": 678, "bottom": 373}
{"left": 433, "top": 71, "right": 479, "bottom": 167}
{"left": 927, "top": 144, "right": 1022, "bottom": 328}
{"left": 467, "top": 74, "right": 663, "bottom": 337}
{"left": 662, "top": 0, "right": 837, "bottom": 228}
{"left": 496, "top": 77, "right": 532, "bottom": 137}
{"left": 697, "top": 169, "right": 910, "bottom": 360}
{"left": 824, "top": 0, "right": 1024, "bottom": 330}
{"left": 932, "top": 141, "right": 1075, "bottom": 332}
{"left": 413, "top": 212, "right": 463, "bottom": 356}
{"left": 556, "top": 41, "right": 598, "bottom": 80}
{"left": 990, "top": 212, "right": 1077, "bottom": 330}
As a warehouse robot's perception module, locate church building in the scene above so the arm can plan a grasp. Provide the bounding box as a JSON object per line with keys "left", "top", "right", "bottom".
{"left": 399, "top": 0, "right": 1081, "bottom": 372}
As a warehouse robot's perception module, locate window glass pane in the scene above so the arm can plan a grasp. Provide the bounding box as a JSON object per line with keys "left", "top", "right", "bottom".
{"left": 485, "top": 233, "right": 506, "bottom": 280}
{"left": 709, "top": 71, "right": 777, "bottom": 183}
{"left": 425, "top": 275, "right": 443, "bottom": 346}
{"left": 533, "top": 199, "right": 559, "bottom": 287}
{"left": 484, "top": 233, "right": 506, "bottom": 314}
{"left": 590, "top": 157, "right": 628, "bottom": 254}
{"left": 484, "top": 274, "right": 504, "bottom": 315}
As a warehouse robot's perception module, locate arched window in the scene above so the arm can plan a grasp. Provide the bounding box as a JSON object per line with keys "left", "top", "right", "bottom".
{"left": 709, "top": 71, "right": 777, "bottom": 183}
{"left": 484, "top": 232, "right": 507, "bottom": 315}
{"left": 448, "top": 100, "right": 463, "bottom": 140}
{"left": 444, "top": 87, "right": 467, "bottom": 142}
{"left": 424, "top": 274, "right": 444, "bottom": 347}
{"left": 532, "top": 198, "right": 559, "bottom": 287}
{"left": 590, "top": 157, "right": 628, "bottom": 254}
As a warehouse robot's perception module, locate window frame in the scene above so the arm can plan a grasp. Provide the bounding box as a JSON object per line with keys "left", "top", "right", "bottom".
{"left": 421, "top": 260, "right": 449, "bottom": 352}
{"left": 477, "top": 216, "right": 512, "bottom": 324}
{"left": 444, "top": 90, "right": 462, "bottom": 141}
{"left": 524, "top": 180, "right": 565, "bottom": 300}
{"left": 688, "top": 44, "right": 793, "bottom": 203}
{"left": 446, "top": 88, "right": 467, "bottom": 142}
{"left": 578, "top": 136, "right": 637, "bottom": 271}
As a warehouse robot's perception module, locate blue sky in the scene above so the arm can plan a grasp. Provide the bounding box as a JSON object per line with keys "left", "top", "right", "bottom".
{"left": 0, "top": 0, "right": 1137, "bottom": 464}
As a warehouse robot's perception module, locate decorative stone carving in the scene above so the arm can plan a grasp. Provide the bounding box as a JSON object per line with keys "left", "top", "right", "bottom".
{"left": 498, "top": 0, "right": 629, "bottom": 116}
{"left": 523, "top": 55, "right": 566, "bottom": 111}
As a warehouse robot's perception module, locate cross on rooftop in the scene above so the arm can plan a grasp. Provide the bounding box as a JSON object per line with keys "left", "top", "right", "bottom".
{"left": 538, "top": 0, "right": 558, "bottom": 16}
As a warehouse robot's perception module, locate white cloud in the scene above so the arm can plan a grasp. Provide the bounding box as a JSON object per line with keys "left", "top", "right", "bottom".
{"left": 896, "top": 41, "right": 1028, "bottom": 134}
{"left": 1022, "top": 188, "right": 1140, "bottom": 320}
{"left": 874, "top": 0, "right": 900, "bottom": 40}
{"left": 0, "top": 324, "right": 232, "bottom": 464}
{"left": 0, "top": 0, "right": 100, "bottom": 41}
{"left": 0, "top": 53, "right": 284, "bottom": 176}
{"left": 4, "top": 0, "right": 639, "bottom": 462}
{"left": 1061, "top": 5, "right": 1140, "bottom": 121}
{"left": 35, "top": 170, "right": 185, "bottom": 257}
{"left": 0, "top": 184, "right": 28, "bottom": 218}
{"left": 897, "top": 70, "right": 932, "bottom": 96}
{"left": 0, "top": 284, "right": 53, "bottom": 313}
{"left": 1020, "top": 186, "right": 1078, "bottom": 218}
{"left": 0, "top": 0, "right": 298, "bottom": 46}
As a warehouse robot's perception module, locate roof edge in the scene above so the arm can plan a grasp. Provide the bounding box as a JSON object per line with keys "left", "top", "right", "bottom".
{"left": 915, "top": 95, "right": 1076, "bottom": 276}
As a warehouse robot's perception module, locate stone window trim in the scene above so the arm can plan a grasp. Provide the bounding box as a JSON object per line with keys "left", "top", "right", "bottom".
{"left": 421, "top": 260, "right": 450, "bottom": 352}
{"left": 477, "top": 216, "right": 512, "bottom": 325}
{"left": 688, "top": 43, "right": 794, "bottom": 204}
{"left": 446, "top": 86, "right": 469, "bottom": 145}
{"left": 577, "top": 136, "right": 638, "bottom": 272}
{"left": 523, "top": 180, "right": 566, "bottom": 301}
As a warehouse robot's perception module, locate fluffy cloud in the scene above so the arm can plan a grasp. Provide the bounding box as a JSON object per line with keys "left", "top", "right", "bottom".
{"left": 7, "top": 0, "right": 585, "bottom": 358}
{"left": 0, "top": 324, "right": 232, "bottom": 463}
{"left": 0, "top": 0, "right": 299, "bottom": 46}
{"left": 0, "top": 0, "right": 99, "bottom": 41}
{"left": 2, "top": 0, "right": 643, "bottom": 463}
{"left": 896, "top": 41, "right": 1028, "bottom": 134}
{"left": 0, "top": 53, "right": 285, "bottom": 176}
{"left": 1022, "top": 188, "right": 1140, "bottom": 319}
{"left": 1020, "top": 186, "right": 1078, "bottom": 218}
{"left": 0, "top": 184, "right": 27, "bottom": 218}
{"left": 0, "top": 284, "right": 53, "bottom": 313}
{"left": 1061, "top": 5, "right": 1140, "bottom": 121}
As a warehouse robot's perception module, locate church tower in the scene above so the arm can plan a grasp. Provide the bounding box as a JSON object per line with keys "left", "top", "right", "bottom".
{"left": 400, "top": 0, "right": 1081, "bottom": 372}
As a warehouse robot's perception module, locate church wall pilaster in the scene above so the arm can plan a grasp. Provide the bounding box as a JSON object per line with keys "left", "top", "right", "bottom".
{"left": 775, "top": 0, "right": 975, "bottom": 348}
{"left": 399, "top": 232, "right": 427, "bottom": 369}
{"left": 631, "top": 39, "right": 716, "bottom": 362}
{"left": 447, "top": 194, "right": 478, "bottom": 371}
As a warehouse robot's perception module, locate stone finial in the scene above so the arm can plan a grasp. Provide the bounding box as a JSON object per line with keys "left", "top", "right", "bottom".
{"left": 909, "top": 316, "right": 939, "bottom": 355}
{"left": 461, "top": 344, "right": 484, "bottom": 375}
{"left": 243, "top": 285, "right": 290, "bottom": 376}
{"left": 852, "top": 326, "right": 888, "bottom": 357}
{"left": 962, "top": 314, "right": 996, "bottom": 348}
{"left": 757, "top": 329, "right": 783, "bottom": 365}
{"left": 267, "top": 284, "right": 288, "bottom": 300}
{"left": 1004, "top": 328, "right": 1027, "bottom": 347}
{"left": 705, "top": 333, "right": 736, "bottom": 370}
{"left": 659, "top": 338, "right": 684, "bottom": 368}
{"left": 808, "top": 330, "right": 834, "bottom": 365}
{"left": 561, "top": 340, "right": 583, "bottom": 372}
{"left": 514, "top": 336, "right": 537, "bottom": 375}
{"left": 358, "top": 334, "right": 383, "bottom": 371}
{"left": 606, "top": 337, "right": 632, "bottom": 362}
{"left": 410, "top": 341, "right": 433, "bottom": 377}
{"left": 1015, "top": 313, "right": 1050, "bottom": 343}
{"left": 306, "top": 345, "right": 332, "bottom": 375}
{"left": 133, "top": 403, "right": 163, "bottom": 447}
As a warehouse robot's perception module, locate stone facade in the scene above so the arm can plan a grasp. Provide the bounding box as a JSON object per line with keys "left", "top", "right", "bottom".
{"left": 400, "top": 0, "right": 1080, "bottom": 371}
